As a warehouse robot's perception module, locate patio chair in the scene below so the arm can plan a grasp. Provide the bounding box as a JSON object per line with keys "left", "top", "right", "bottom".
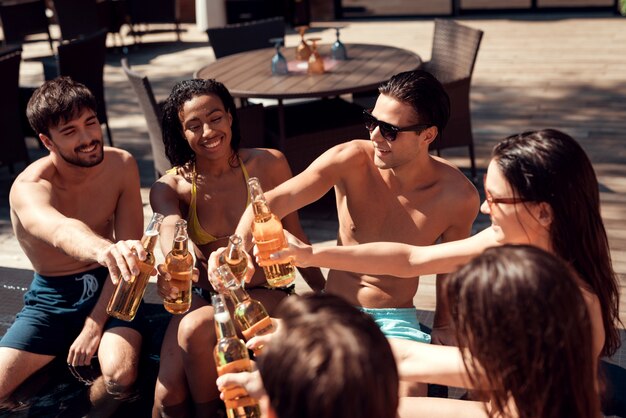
{"left": 52, "top": 0, "right": 102, "bottom": 41}
{"left": 206, "top": 16, "right": 285, "bottom": 59}
{"left": 424, "top": 19, "right": 483, "bottom": 180}
{"left": 0, "top": 46, "right": 30, "bottom": 173}
{"left": 0, "top": 0, "right": 53, "bottom": 51}
{"left": 56, "top": 29, "right": 113, "bottom": 146}
{"left": 127, "top": 0, "right": 181, "bottom": 44}
{"left": 121, "top": 58, "right": 170, "bottom": 178}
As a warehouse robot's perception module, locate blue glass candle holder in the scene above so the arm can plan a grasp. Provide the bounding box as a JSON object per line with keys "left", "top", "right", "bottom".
{"left": 270, "top": 37, "right": 288, "bottom": 75}
{"left": 331, "top": 28, "right": 347, "bottom": 60}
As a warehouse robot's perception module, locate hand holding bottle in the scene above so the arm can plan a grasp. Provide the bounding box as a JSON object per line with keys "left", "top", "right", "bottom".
{"left": 207, "top": 246, "right": 256, "bottom": 290}
{"left": 245, "top": 317, "right": 282, "bottom": 354}
{"left": 216, "top": 362, "right": 267, "bottom": 403}
{"left": 106, "top": 212, "right": 164, "bottom": 321}
{"left": 253, "top": 230, "right": 313, "bottom": 268}
{"left": 97, "top": 239, "right": 151, "bottom": 285}
{"left": 156, "top": 264, "right": 199, "bottom": 300}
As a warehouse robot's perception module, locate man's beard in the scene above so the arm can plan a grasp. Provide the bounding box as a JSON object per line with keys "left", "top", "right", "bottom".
{"left": 57, "top": 140, "right": 104, "bottom": 168}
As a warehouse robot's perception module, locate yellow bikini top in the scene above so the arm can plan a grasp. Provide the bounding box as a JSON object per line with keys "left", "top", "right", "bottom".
{"left": 167, "top": 157, "right": 251, "bottom": 246}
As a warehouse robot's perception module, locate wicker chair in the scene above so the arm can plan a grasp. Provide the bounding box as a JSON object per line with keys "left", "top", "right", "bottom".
{"left": 206, "top": 16, "right": 285, "bottom": 59}
{"left": 57, "top": 29, "right": 113, "bottom": 146}
{"left": 127, "top": 0, "right": 181, "bottom": 43}
{"left": 121, "top": 58, "right": 170, "bottom": 178}
{"left": 0, "top": 46, "right": 29, "bottom": 173}
{"left": 0, "top": 0, "right": 53, "bottom": 51}
{"left": 424, "top": 19, "right": 483, "bottom": 179}
{"left": 52, "top": 0, "right": 102, "bottom": 41}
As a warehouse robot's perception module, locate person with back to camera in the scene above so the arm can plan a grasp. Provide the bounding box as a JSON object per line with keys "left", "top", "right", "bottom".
{"left": 399, "top": 245, "right": 600, "bottom": 418}
{"left": 210, "top": 70, "right": 480, "bottom": 397}
{"left": 268, "top": 129, "right": 621, "bottom": 416}
{"left": 0, "top": 76, "right": 149, "bottom": 415}
{"left": 149, "top": 78, "right": 325, "bottom": 417}
{"left": 217, "top": 293, "right": 400, "bottom": 418}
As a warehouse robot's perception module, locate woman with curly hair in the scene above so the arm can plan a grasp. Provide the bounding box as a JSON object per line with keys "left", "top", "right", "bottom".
{"left": 149, "top": 79, "right": 324, "bottom": 417}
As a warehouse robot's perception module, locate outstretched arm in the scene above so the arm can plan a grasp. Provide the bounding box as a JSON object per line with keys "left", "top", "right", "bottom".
{"left": 233, "top": 143, "right": 362, "bottom": 251}
{"left": 270, "top": 229, "right": 497, "bottom": 278}
{"left": 10, "top": 168, "right": 146, "bottom": 284}
{"left": 389, "top": 339, "right": 474, "bottom": 388}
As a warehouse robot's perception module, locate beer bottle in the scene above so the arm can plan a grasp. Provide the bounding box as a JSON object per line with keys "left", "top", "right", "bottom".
{"left": 107, "top": 212, "right": 164, "bottom": 321}
{"left": 163, "top": 219, "right": 193, "bottom": 314}
{"left": 247, "top": 177, "right": 295, "bottom": 288}
{"left": 218, "top": 234, "right": 248, "bottom": 283}
{"left": 212, "top": 293, "right": 262, "bottom": 418}
{"left": 215, "top": 265, "right": 274, "bottom": 346}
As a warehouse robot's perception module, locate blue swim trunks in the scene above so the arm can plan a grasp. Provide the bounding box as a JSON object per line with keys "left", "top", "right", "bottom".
{"left": 0, "top": 266, "right": 146, "bottom": 356}
{"left": 359, "top": 307, "right": 431, "bottom": 344}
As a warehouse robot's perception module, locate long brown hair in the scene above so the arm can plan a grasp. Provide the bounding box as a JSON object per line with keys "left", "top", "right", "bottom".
{"left": 447, "top": 245, "right": 600, "bottom": 418}
{"left": 492, "top": 129, "right": 620, "bottom": 356}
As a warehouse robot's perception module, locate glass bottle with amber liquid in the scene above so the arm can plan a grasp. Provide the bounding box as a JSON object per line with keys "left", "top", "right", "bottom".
{"left": 218, "top": 234, "right": 248, "bottom": 283}
{"left": 163, "top": 219, "right": 193, "bottom": 314}
{"left": 215, "top": 265, "right": 274, "bottom": 352}
{"left": 212, "top": 293, "right": 262, "bottom": 418}
{"left": 248, "top": 177, "right": 296, "bottom": 288}
{"left": 107, "top": 212, "right": 164, "bottom": 321}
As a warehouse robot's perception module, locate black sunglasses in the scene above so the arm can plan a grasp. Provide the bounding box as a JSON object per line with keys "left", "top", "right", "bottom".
{"left": 362, "top": 109, "right": 430, "bottom": 142}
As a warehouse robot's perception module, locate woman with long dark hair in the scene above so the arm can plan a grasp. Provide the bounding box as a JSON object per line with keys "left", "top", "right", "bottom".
{"left": 149, "top": 79, "right": 324, "bottom": 417}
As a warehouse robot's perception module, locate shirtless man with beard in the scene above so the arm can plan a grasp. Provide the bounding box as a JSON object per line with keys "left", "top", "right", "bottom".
{"left": 1, "top": 77, "right": 147, "bottom": 415}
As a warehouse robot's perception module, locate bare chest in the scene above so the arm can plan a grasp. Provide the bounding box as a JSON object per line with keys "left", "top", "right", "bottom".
{"left": 51, "top": 186, "right": 117, "bottom": 235}
{"left": 336, "top": 183, "right": 449, "bottom": 246}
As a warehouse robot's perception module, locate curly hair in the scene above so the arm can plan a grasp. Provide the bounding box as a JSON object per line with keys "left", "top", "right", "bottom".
{"left": 161, "top": 79, "right": 242, "bottom": 167}
{"left": 492, "top": 129, "right": 620, "bottom": 357}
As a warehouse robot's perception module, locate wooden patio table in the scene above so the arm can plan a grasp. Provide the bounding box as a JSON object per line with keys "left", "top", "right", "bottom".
{"left": 195, "top": 43, "right": 422, "bottom": 150}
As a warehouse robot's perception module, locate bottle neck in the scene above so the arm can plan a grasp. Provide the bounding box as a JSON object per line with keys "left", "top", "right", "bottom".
{"left": 142, "top": 231, "right": 159, "bottom": 253}
{"left": 171, "top": 235, "right": 189, "bottom": 256}
{"left": 252, "top": 200, "right": 272, "bottom": 222}
{"left": 248, "top": 178, "right": 272, "bottom": 221}
{"left": 214, "top": 312, "right": 238, "bottom": 339}
{"left": 226, "top": 238, "right": 243, "bottom": 262}
{"left": 228, "top": 286, "right": 250, "bottom": 305}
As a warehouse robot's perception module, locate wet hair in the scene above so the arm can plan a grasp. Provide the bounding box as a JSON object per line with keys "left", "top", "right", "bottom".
{"left": 492, "top": 129, "right": 620, "bottom": 356}
{"left": 26, "top": 76, "right": 97, "bottom": 138}
{"left": 161, "top": 78, "right": 242, "bottom": 167}
{"left": 377, "top": 69, "right": 450, "bottom": 138}
{"left": 447, "top": 245, "right": 599, "bottom": 418}
{"left": 257, "top": 293, "right": 398, "bottom": 418}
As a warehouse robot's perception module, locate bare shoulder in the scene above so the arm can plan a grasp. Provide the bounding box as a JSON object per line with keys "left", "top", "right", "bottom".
{"left": 239, "top": 148, "right": 293, "bottom": 188}
{"left": 240, "top": 147, "right": 287, "bottom": 167}
{"left": 325, "top": 139, "right": 371, "bottom": 164}
{"left": 103, "top": 146, "right": 137, "bottom": 169}
{"left": 151, "top": 165, "right": 192, "bottom": 196}
{"left": 432, "top": 155, "right": 479, "bottom": 201}
{"left": 9, "top": 158, "right": 54, "bottom": 206}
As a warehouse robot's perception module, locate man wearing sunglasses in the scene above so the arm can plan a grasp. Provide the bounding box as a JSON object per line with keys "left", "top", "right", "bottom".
{"left": 230, "top": 69, "right": 479, "bottom": 391}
